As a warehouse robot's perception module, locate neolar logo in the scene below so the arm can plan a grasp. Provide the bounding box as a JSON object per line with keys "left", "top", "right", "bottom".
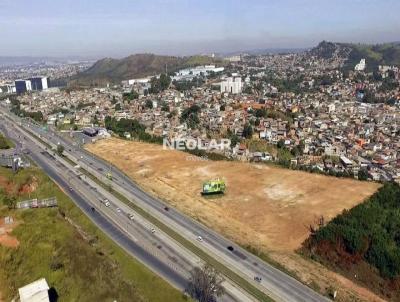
{"left": 163, "top": 138, "right": 231, "bottom": 151}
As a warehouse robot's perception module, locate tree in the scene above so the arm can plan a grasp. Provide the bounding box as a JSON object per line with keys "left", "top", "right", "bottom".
{"left": 92, "top": 115, "right": 99, "bottom": 125}
{"left": 159, "top": 73, "right": 171, "bottom": 91}
{"left": 149, "top": 73, "right": 171, "bottom": 94}
{"left": 57, "top": 144, "right": 65, "bottom": 156}
{"left": 161, "top": 102, "right": 169, "bottom": 112}
{"left": 243, "top": 85, "right": 253, "bottom": 94}
{"left": 145, "top": 100, "right": 153, "bottom": 109}
{"left": 358, "top": 168, "right": 369, "bottom": 181}
{"left": 181, "top": 105, "right": 201, "bottom": 129}
{"left": 0, "top": 134, "right": 11, "bottom": 149}
{"left": 3, "top": 195, "right": 17, "bottom": 209}
{"left": 242, "top": 123, "right": 253, "bottom": 139}
{"left": 186, "top": 265, "right": 225, "bottom": 302}
{"left": 115, "top": 103, "right": 122, "bottom": 111}
{"left": 229, "top": 134, "right": 240, "bottom": 148}
{"left": 254, "top": 108, "right": 267, "bottom": 118}
{"left": 123, "top": 91, "right": 139, "bottom": 101}
{"left": 277, "top": 139, "right": 286, "bottom": 149}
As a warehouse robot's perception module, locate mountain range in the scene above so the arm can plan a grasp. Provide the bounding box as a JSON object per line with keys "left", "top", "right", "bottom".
{"left": 68, "top": 41, "right": 400, "bottom": 86}
{"left": 309, "top": 40, "right": 400, "bottom": 70}
{"left": 68, "top": 54, "right": 224, "bottom": 86}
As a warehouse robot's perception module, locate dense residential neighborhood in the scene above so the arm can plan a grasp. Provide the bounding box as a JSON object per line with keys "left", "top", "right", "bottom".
{"left": 2, "top": 42, "right": 400, "bottom": 183}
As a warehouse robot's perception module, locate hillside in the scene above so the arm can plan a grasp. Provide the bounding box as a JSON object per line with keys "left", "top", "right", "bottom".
{"left": 345, "top": 42, "right": 400, "bottom": 70}
{"left": 303, "top": 182, "right": 400, "bottom": 301}
{"left": 308, "top": 40, "right": 352, "bottom": 60}
{"left": 308, "top": 41, "right": 400, "bottom": 71}
{"left": 69, "top": 53, "right": 223, "bottom": 86}
{"left": 0, "top": 166, "right": 186, "bottom": 301}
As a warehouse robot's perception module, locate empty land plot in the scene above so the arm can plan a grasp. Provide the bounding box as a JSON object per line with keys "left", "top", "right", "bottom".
{"left": 87, "top": 138, "right": 384, "bottom": 301}
{"left": 87, "top": 138, "right": 380, "bottom": 252}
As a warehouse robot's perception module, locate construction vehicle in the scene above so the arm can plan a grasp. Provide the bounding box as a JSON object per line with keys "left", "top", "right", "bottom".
{"left": 202, "top": 178, "right": 226, "bottom": 195}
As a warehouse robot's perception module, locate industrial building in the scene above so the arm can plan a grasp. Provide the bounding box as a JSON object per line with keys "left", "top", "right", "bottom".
{"left": 0, "top": 83, "right": 16, "bottom": 94}
{"left": 15, "top": 79, "right": 32, "bottom": 94}
{"left": 172, "top": 65, "right": 224, "bottom": 81}
{"left": 15, "top": 76, "right": 49, "bottom": 94}
{"left": 30, "top": 76, "right": 49, "bottom": 91}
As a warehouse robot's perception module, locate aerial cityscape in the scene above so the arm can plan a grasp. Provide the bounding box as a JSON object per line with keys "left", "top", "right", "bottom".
{"left": 0, "top": 1, "right": 400, "bottom": 302}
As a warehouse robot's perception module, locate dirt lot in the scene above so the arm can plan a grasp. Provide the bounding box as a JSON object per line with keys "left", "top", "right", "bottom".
{"left": 87, "top": 138, "right": 379, "bottom": 251}
{"left": 0, "top": 218, "right": 19, "bottom": 248}
{"left": 87, "top": 138, "right": 382, "bottom": 301}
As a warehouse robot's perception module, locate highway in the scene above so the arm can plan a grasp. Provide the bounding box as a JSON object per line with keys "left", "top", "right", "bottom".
{"left": 1, "top": 105, "right": 331, "bottom": 302}
{"left": 0, "top": 111, "right": 253, "bottom": 302}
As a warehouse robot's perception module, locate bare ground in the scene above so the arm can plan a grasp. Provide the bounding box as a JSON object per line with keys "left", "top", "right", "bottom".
{"left": 87, "top": 138, "right": 382, "bottom": 301}
{"left": 0, "top": 219, "right": 19, "bottom": 248}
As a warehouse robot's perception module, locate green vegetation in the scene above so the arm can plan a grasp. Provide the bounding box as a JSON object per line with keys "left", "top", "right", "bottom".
{"left": 9, "top": 98, "right": 44, "bottom": 122}
{"left": 123, "top": 91, "right": 139, "bottom": 101}
{"left": 242, "top": 123, "right": 253, "bottom": 139}
{"left": 149, "top": 73, "right": 171, "bottom": 94}
{"left": 263, "top": 75, "right": 305, "bottom": 94}
{"left": 311, "top": 41, "right": 400, "bottom": 72}
{"left": 180, "top": 105, "right": 201, "bottom": 129}
{"left": 104, "top": 116, "right": 163, "bottom": 144}
{"left": 173, "top": 77, "right": 205, "bottom": 92}
{"left": 70, "top": 53, "right": 224, "bottom": 86}
{"left": 56, "top": 144, "right": 65, "bottom": 156}
{"left": 50, "top": 108, "right": 70, "bottom": 115}
{"left": 183, "top": 55, "right": 220, "bottom": 67}
{"left": 186, "top": 265, "right": 225, "bottom": 302}
{"left": 76, "top": 101, "right": 96, "bottom": 110}
{"left": 0, "top": 133, "right": 13, "bottom": 149}
{"left": 184, "top": 147, "right": 231, "bottom": 161}
{"left": 304, "top": 182, "right": 400, "bottom": 298}
{"left": 0, "top": 167, "right": 186, "bottom": 302}
{"left": 344, "top": 42, "right": 400, "bottom": 71}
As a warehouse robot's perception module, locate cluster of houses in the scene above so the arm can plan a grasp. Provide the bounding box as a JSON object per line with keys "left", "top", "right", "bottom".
{"left": 6, "top": 51, "right": 400, "bottom": 182}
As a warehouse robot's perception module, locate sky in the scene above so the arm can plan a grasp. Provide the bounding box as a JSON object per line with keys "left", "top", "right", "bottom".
{"left": 0, "top": 0, "right": 399, "bottom": 58}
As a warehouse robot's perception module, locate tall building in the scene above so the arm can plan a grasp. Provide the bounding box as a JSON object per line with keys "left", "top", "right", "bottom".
{"left": 220, "top": 77, "right": 242, "bottom": 94}
{"left": 29, "top": 76, "right": 49, "bottom": 91}
{"left": 15, "top": 80, "right": 32, "bottom": 94}
{"left": 15, "top": 77, "right": 49, "bottom": 94}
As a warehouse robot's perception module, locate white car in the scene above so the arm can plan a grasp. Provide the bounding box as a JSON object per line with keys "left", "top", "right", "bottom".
{"left": 104, "top": 201, "right": 110, "bottom": 207}
{"left": 116, "top": 207, "right": 121, "bottom": 213}
{"left": 128, "top": 214, "right": 134, "bottom": 220}
{"left": 197, "top": 236, "right": 203, "bottom": 242}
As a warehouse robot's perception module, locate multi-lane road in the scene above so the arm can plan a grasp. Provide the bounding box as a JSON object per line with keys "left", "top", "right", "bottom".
{"left": 0, "top": 111, "right": 252, "bottom": 302}
{"left": 0, "top": 105, "right": 330, "bottom": 302}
